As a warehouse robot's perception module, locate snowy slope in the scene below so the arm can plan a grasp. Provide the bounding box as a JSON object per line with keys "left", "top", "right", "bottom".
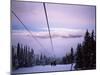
{"left": 12, "top": 64, "right": 75, "bottom": 74}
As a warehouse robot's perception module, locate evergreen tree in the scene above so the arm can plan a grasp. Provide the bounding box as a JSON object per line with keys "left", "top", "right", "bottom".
{"left": 75, "top": 30, "right": 96, "bottom": 70}
{"left": 70, "top": 47, "right": 74, "bottom": 63}
{"left": 12, "top": 46, "right": 15, "bottom": 69}
{"left": 82, "top": 30, "right": 92, "bottom": 69}
{"left": 20, "top": 44, "right": 23, "bottom": 67}
{"left": 70, "top": 47, "right": 74, "bottom": 70}
{"left": 17, "top": 43, "right": 21, "bottom": 67}
{"left": 75, "top": 44, "right": 83, "bottom": 69}
{"left": 89, "top": 30, "right": 96, "bottom": 68}
{"left": 23, "top": 46, "right": 26, "bottom": 66}
{"left": 25, "top": 46, "right": 27, "bottom": 66}
{"left": 30, "top": 49, "right": 34, "bottom": 66}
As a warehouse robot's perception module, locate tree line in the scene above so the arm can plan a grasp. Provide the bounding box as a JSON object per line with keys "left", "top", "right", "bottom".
{"left": 61, "top": 30, "right": 96, "bottom": 70}
{"left": 75, "top": 30, "right": 96, "bottom": 70}
{"left": 12, "top": 43, "right": 34, "bottom": 69}
{"left": 12, "top": 43, "right": 56, "bottom": 70}
{"left": 62, "top": 47, "right": 74, "bottom": 64}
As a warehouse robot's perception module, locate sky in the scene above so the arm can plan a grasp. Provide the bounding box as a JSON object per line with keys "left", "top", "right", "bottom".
{"left": 11, "top": 1, "right": 96, "bottom": 57}
{"left": 11, "top": 1, "right": 96, "bottom": 32}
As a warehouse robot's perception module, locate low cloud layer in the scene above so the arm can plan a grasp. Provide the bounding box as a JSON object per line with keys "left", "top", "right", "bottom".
{"left": 12, "top": 28, "right": 85, "bottom": 39}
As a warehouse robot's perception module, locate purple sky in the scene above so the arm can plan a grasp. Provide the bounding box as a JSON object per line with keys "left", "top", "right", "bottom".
{"left": 11, "top": 1, "right": 96, "bottom": 32}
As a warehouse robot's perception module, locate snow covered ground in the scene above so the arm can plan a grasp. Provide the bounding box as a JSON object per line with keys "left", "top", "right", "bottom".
{"left": 12, "top": 64, "right": 75, "bottom": 74}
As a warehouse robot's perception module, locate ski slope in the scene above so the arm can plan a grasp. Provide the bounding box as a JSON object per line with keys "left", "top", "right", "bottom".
{"left": 12, "top": 64, "right": 75, "bottom": 74}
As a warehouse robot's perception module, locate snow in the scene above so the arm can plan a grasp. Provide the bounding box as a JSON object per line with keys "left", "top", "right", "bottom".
{"left": 12, "top": 64, "right": 75, "bottom": 74}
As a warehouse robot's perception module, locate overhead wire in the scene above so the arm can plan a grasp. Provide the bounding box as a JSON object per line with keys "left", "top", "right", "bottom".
{"left": 43, "top": 2, "right": 56, "bottom": 58}
{"left": 11, "top": 9, "right": 49, "bottom": 56}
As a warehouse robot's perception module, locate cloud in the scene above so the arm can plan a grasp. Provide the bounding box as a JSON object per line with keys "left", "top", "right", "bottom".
{"left": 12, "top": 28, "right": 85, "bottom": 39}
